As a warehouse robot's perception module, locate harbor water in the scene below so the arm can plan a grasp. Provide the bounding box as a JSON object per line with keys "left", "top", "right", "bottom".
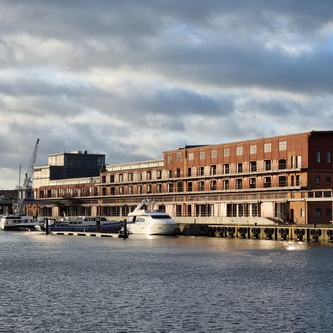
{"left": 1, "top": 232, "right": 333, "bottom": 333}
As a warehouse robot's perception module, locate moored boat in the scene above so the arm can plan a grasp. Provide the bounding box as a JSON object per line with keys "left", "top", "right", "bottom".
{"left": 126, "top": 199, "right": 178, "bottom": 235}
{"left": 49, "top": 216, "right": 123, "bottom": 233}
{"left": 0, "top": 215, "right": 45, "bottom": 231}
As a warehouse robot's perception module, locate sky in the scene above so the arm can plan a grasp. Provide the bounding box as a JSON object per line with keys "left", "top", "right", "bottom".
{"left": 1, "top": 0, "right": 333, "bottom": 189}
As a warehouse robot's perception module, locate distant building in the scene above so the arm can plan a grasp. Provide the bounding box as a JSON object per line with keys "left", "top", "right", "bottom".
{"left": 32, "top": 131, "right": 333, "bottom": 225}
{"left": 0, "top": 190, "right": 18, "bottom": 215}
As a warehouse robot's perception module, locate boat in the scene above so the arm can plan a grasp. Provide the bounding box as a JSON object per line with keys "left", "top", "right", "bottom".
{"left": 0, "top": 215, "right": 45, "bottom": 231}
{"left": 125, "top": 199, "right": 178, "bottom": 235}
{"left": 49, "top": 216, "right": 123, "bottom": 233}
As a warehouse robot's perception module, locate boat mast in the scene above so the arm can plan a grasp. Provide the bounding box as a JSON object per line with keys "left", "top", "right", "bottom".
{"left": 16, "top": 162, "right": 22, "bottom": 214}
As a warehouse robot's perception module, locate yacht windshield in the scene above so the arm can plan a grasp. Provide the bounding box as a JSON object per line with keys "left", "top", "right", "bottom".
{"left": 151, "top": 215, "right": 172, "bottom": 219}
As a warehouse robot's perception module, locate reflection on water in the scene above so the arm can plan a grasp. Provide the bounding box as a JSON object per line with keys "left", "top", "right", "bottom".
{"left": 1, "top": 232, "right": 333, "bottom": 332}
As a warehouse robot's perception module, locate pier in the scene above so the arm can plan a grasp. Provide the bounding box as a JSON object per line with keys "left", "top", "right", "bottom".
{"left": 50, "top": 231, "right": 113, "bottom": 237}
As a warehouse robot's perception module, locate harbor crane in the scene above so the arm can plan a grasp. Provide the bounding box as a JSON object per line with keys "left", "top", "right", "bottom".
{"left": 16, "top": 138, "right": 40, "bottom": 214}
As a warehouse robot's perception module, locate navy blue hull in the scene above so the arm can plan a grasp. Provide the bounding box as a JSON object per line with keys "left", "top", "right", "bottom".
{"left": 49, "top": 222, "right": 123, "bottom": 233}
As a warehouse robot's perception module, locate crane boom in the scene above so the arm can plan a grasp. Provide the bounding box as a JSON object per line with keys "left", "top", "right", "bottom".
{"left": 16, "top": 138, "right": 40, "bottom": 214}
{"left": 23, "top": 138, "right": 40, "bottom": 192}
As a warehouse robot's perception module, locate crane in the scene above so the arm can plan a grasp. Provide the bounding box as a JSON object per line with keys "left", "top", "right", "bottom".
{"left": 16, "top": 138, "right": 40, "bottom": 214}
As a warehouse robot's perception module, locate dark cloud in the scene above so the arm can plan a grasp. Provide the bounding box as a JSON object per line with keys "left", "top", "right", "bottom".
{"left": 0, "top": 0, "right": 333, "bottom": 188}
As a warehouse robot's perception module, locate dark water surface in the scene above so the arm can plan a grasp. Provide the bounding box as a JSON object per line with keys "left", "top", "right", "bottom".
{"left": 1, "top": 232, "right": 333, "bottom": 333}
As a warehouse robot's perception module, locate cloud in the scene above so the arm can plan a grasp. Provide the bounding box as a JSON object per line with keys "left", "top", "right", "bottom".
{"left": 0, "top": 0, "right": 333, "bottom": 189}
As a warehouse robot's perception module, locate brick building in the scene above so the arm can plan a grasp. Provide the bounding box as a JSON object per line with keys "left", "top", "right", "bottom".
{"left": 32, "top": 131, "right": 333, "bottom": 225}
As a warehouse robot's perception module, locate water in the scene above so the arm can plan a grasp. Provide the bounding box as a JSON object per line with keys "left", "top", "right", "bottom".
{"left": 1, "top": 232, "right": 333, "bottom": 333}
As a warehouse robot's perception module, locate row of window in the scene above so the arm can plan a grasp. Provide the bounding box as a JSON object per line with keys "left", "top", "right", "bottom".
{"left": 170, "top": 141, "right": 288, "bottom": 163}
{"left": 101, "top": 158, "right": 302, "bottom": 184}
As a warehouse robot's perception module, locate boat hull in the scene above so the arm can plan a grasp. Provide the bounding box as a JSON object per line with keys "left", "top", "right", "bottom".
{"left": 127, "top": 222, "right": 177, "bottom": 235}
{"left": 49, "top": 221, "right": 123, "bottom": 233}
{"left": 3, "top": 224, "right": 44, "bottom": 231}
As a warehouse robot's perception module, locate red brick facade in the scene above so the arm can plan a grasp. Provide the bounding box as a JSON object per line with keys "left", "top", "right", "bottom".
{"left": 32, "top": 131, "right": 333, "bottom": 225}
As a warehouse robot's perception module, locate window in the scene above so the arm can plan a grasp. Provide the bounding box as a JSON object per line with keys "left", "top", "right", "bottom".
{"left": 138, "top": 185, "right": 142, "bottom": 194}
{"left": 176, "top": 168, "right": 181, "bottom": 177}
{"left": 250, "top": 161, "right": 257, "bottom": 172}
{"left": 315, "top": 177, "right": 321, "bottom": 184}
{"left": 176, "top": 205, "right": 182, "bottom": 217}
{"left": 296, "top": 156, "right": 302, "bottom": 168}
{"left": 236, "top": 146, "right": 243, "bottom": 156}
{"left": 279, "top": 176, "right": 287, "bottom": 187}
{"left": 265, "top": 160, "right": 271, "bottom": 171}
{"left": 187, "top": 182, "right": 192, "bottom": 192}
{"left": 236, "top": 179, "right": 242, "bottom": 189}
{"left": 326, "top": 177, "right": 331, "bottom": 185}
{"left": 167, "top": 155, "right": 172, "bottom": 163}
{"left": 224, "top": 148, "right": 230, "bottom": 157}
{"left": 167, "top": 183, "right": 173, "bottom": 193}
{"left": 119, "top": 186, "right": 124, "bottom": 194}
{"left": 157, "top": 170, "right": 161, "bottom": 179}
{"left": 250, "top": 178, "right": 256, "bottom": 189}
{"left": 316, "top": 152, "right": 321, "bottom": 163}
{"left": 128, "top": 173, "right": 133, "bottom": 181}
{"left": 168, "top": 170, "right": 172, "bottom": 178}
{"left": 296, "top": 175, "right": 301, "bottom": 186}
{"left": 301, "top": 208, "right": 305, "bottom": 218}
{"left": 176, "top": 151, "right": 182, "bottom": 159}
{"left": 264, "top": 177, "right": 271, "bottom": 188}
{"left": 110, "top": 187, "right": 115, "bottom": 195}
{"left": 102, "top": 187, "right": 106, "bottom": 195}
{"left": 187, "top": 167, "right": 192, "bottom": 177}
{"left": 291, "top": 176, "right": 295, "bottom": 186}
{"left": 250, "top": 145, "right": 257, "bottom": 154}
{"left": 187, "top": 205, "right": 192, "bottom": 217}
{"left": 147, "top": 185, "right": 152, "bottom": 193}
{"left": 326, "top": 208, "right": 332, "bottom": 218}
{"left": 188, "top": 153, "right": 194, "bottom": 161}
{"left": 223, "top": 180, "right": 229, "bottom": 190}
{"left": 128, "top": 186, "right": 133, "bottom": 194}
{"left": 237, "top": 163, "right": 242, "bottom": 173}
{"left": 223, "top": 164, "right": 230, "bottom": 174}
{"left": 210, "top": 165, "right": 217, "bottom": 175}
{"left": 119, "top": 174, "right": 123, "bottom": 182}
{"left": 199, "top": 167, "right": 205, "bottom": 176}
{"left": 137, "top": 173, "right": 142, "bottom": 181}
{"left": 110, "top": 175, "right": 115, "bottom": 183}
{"left": 210, "top": 180, "right": 217, "bottom": 190}
{"left": 177, "top": 182, "right": 182, "bottom": 192}
{"left": 326, "top": 152, "right": 331, "bottom": 163}
{"left": 157, "top": 184, "right": 162, "bottom": 193}
{"left": 278, "top": 159, "right": 286, "bottom": 169}
{"left": 101, "top": 176, "right": 106, "bottom": 183}
{"left": 147, "top": 171, "right": 152, "bottom": 180}
{"left": 315, "top": 208, "right": 321, "bottom": 218}
{"left": 198, "top": 181, "right": 205, "bottom": 191}
{"left": 211, "top": 150, "right": 217, "bottom": 158}
{"left": 279, "top": 141, "right": 287, "bottom": 151}
{"left": 200, "top": 151, "right": 205, "bottom": 160}
{"left": 264, "top": 143, "right": 271, "bottom": 153}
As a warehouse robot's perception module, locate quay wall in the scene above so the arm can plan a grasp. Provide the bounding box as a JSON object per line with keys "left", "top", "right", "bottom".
{"left": 175, "top": 216, "right": 278, "bottom": 225}
{"left": 179, "top": 224, "right": 333, "bottom": 243}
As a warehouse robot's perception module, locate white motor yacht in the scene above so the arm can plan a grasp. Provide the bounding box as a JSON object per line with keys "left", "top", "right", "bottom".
{"left": 126, "top": 199, "right": 178, "bottom": 235}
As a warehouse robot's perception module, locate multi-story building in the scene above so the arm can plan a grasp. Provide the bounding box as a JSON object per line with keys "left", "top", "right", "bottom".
{"left": 31, "top": 131, "right": 333, "bottom": 225}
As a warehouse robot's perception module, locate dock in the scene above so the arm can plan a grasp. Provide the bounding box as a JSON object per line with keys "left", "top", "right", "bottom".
{"left": 50, "top": 231, "right": 113, "bottom": 237}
